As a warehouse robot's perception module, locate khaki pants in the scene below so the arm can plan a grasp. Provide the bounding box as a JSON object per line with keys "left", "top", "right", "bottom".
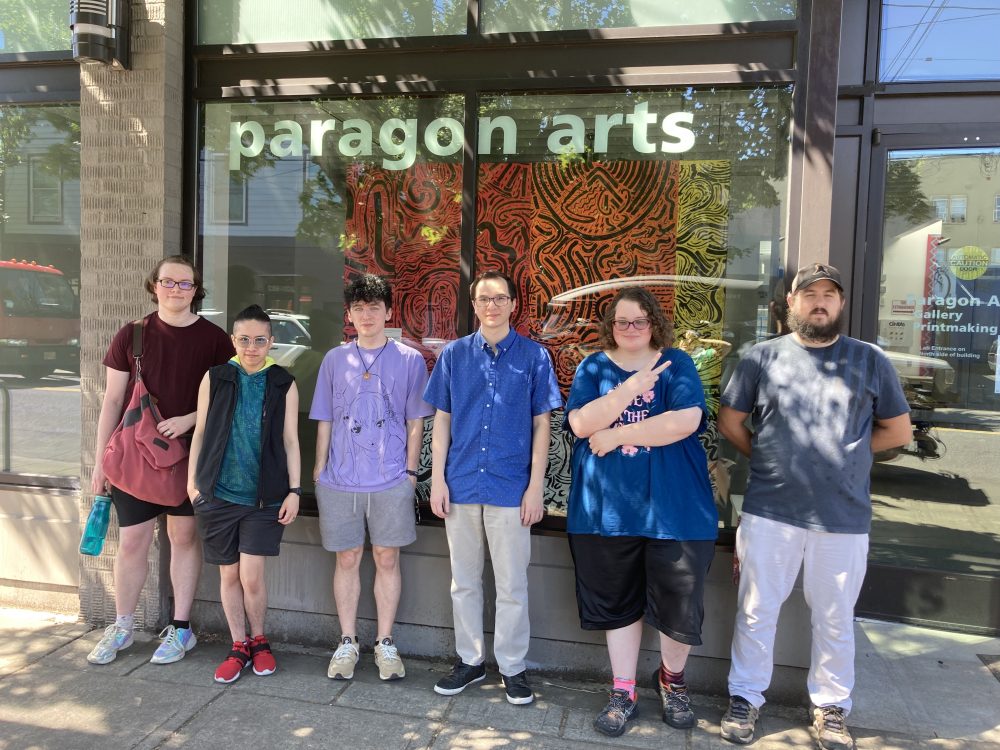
{"left": 444, "top": 503, "right": 532, "bottom": 676}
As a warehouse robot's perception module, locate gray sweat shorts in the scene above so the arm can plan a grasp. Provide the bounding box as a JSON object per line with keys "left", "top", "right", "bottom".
{"left": 315, "top": 479, "right": 417, "bottom": 552}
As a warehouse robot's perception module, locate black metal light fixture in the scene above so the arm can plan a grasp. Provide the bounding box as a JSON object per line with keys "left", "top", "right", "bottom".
{"left": 69, "top": 0, "right": 130, "bottom": 69}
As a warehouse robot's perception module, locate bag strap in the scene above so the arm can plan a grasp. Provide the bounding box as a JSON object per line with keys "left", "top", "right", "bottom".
{"left": 131, "top": 319, "right": 144, "bottom": 376}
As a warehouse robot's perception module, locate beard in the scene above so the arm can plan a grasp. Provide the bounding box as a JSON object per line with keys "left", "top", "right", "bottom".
{"left": 786, "top": 307, "right": 843, "bottom": 342}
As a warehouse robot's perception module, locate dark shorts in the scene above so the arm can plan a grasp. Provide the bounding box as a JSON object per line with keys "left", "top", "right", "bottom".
{"left": 111, "top": 486, "right": 194, "bottom": 527}
{"left": 193, "top": 495, "right": 285, "bottom": 565}
{"left": 568, "top": 534, "right": 715, "bottom": 646}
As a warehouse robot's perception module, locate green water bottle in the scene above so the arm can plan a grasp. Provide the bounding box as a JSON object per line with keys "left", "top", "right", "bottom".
{"left": 80, "top": 495, "right": 112, "bottom": 556}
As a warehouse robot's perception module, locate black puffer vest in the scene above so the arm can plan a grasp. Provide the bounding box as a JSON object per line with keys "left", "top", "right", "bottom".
{"left": 195, "top": 362, "right": 294, "bottom": 507}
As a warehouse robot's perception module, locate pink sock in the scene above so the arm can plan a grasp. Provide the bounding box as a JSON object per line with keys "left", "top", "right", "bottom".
{"left": 613, "top": 676, "right": 637, "bottom": 700}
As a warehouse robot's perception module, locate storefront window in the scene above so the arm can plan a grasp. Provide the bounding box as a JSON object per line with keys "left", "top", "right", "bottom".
{"left": 875, "top": 147, "right": 1000, "bottom": 577}
{"left": 474, "top": 87, "right": 793, "bottom": 518}
{"left": 198, "top": 0, "right": 466, "bottom": 44}
{"left": 0, "top": 104, "right": 81, "bottom": 479}
{"left": 482, "top": 0, "right": 795, "bottom": 33}
{"left": 880, "top": 1, "right": 1000, "bottom": 82}
{"left": 200, "top": 96, "right": 465, "bottom": 495}
{"left": 0, "top": 0, "right": 71, "bottom": 53}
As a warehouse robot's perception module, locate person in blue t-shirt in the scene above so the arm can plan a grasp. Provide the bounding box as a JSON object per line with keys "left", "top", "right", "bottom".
{"left": 565, "top": 287, "right": 718, "bottom": 739}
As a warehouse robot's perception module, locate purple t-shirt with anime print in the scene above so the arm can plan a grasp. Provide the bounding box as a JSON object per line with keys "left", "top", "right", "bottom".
{"left": 310, "top": 339, "right": 433, "bottom": 492}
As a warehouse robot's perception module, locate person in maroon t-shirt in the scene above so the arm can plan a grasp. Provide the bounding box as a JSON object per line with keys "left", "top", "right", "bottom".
{"left": 86, "top": 255, "right": 234, "bottom": 667}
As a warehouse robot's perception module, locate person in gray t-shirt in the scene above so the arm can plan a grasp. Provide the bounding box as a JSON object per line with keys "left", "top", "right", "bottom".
{"left": 716, "top": 264, "right": 911, "bottom": 750}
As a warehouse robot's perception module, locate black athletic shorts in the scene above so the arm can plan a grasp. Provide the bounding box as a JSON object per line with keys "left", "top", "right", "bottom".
{"left": 568, "top": 534, "right": 715, "bottom": 646}
{"left": 193, "top": 494, "right": 285, "bottom": 566}
{"left": 111, "top": 486, "right": 194, "bottom": 527}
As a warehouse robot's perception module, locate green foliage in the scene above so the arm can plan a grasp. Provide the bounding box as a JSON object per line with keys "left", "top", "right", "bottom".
{"left": 0, "top": 0, "right": 71, "bottom": 53}
{"left": 884, "top": 159, "right": 934, "bottom": 225}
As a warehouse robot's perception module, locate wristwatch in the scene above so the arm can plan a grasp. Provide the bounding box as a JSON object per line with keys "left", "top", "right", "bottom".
{"left": 404, "top": 470, "right": 419, "bottom": 477}
{"left": 288, "top": 487, "right": 302, "bottom": 496}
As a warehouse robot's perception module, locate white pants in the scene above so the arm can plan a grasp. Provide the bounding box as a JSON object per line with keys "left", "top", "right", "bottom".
{"left": 728, "top": 513, "right": 869, "bottom": 712}
{"left": 444, "top": 503, "right": 532, "bottom": 676}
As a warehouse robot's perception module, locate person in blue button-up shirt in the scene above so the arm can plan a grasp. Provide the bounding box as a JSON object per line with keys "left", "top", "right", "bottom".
{"left": 423, "top": 270, "right": 562, "bottom": 706}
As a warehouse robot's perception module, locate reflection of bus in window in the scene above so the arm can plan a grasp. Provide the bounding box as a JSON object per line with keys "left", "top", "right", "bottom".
{"left": 0, "top": 260, "right": 80, "bottom": 379}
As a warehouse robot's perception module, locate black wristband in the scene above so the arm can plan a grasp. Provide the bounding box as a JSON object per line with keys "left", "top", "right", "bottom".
{"left": 404, "top": 470, "right": 419, "bottom": 477}
{"left": 288, "top": 487, "right": 301, "bottom": 496}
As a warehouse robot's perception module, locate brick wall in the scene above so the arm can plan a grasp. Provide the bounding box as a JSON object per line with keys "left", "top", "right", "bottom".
{"left": 78, "top": 0, "right": 184, "bottom": 630}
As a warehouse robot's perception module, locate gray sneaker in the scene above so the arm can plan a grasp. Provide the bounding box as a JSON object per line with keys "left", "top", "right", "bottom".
{"left": 87, "top": 623, "right": 134, "bottom": 665}
{"left": 593, "top": 688, "right": 638, "bottom": 737}
{"left": 721, "top": 695, "right": 759, "bottom": 745}
{"left": 811, "top": 705, "right": 854, "bottom": 750}
{"left": 327, "top": 636, "right": 360, "bottom": 680}
{"left": 374, "top": 637, "right": 405, "bottom": 681}
{"left": 150, "top": 625, "right": 197, "bottom": 664}
{"left": 652, "top": 668, "right": 695, "bottom": 728}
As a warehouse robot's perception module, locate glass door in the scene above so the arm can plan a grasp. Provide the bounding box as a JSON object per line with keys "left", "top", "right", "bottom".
{"left": 860, "top": 139, "right": 1000, "bottom": 634}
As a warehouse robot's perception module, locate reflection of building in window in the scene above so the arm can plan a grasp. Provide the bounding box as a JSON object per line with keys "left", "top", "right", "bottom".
{"left": 994, "top": 195, "right": 1000, "bottom": 223}
{"left": 931, "top": 194, "right": 966, "bottom": 224}
{"left": 29, "top": 157, "right": 63, "bottom": 224}
{"left": 208, "top": 157, "right": 248, "bottom": 224}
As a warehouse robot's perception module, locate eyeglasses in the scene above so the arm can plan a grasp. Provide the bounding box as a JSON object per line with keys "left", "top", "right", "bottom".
{"left": 474, "top": 295, "right": 512, "bottom": 307}
{"left": 612, "top": 318, "right": 651, "bottom": 331}
{"left": 158, "top": 278, "right": 196, "bottom": 291}
{"left": 233, "top": 335, "right": 270, "bottom": 348}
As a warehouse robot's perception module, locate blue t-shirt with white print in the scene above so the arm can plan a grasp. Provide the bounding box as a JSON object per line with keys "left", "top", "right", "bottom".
{"left": 565, "top": 348, "right": 718, "bottom": 540}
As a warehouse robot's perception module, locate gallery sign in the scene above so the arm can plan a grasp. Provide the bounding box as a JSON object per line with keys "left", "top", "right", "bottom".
{"left": 229, "top": 102, "right": 696, "bottom": 171}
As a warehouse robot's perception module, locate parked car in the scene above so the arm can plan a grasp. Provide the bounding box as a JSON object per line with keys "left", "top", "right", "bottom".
{"left": 266, "top": 310, "right": 311, "bottom": 366}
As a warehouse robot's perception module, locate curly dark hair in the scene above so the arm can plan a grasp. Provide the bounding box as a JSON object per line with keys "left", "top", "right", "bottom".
{"left": 597, "top": 286, "right": 675, "bottom": 351}
{"left": 345, "top": 273, "right": 392, "bottom": 308}
{"left": 144, "top": 255, "right": 206, "bottom": 311}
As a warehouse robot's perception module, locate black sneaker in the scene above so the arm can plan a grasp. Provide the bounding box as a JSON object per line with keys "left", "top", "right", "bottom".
{"left": 811, "top": 704, "right": 854, "bottom": 750}
{"left": 652, "top": 668, "right": 695, "bottom": 729}
{"left": 433, "top": 660, "right": 487, "bottom": 695}
{"left": 721, "top": 695, "right": 759, "bottom": 745}
{"left": 502, "top": 670, "right": 534, "bottom": 705}
{"left": 593, "top": 688, "right": 638, "bottom": 737}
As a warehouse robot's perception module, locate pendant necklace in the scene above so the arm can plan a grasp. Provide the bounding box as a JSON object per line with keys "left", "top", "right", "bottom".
{"left": 357, "top": 339, "right": 389, "bottom": 380}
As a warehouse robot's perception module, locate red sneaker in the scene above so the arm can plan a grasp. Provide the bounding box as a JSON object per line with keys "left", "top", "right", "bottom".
{"left": 214, "top": 640, "right": 250, "bottom": 684}
{"left": 249, "top": 634, "right": 276, "bottom": 676}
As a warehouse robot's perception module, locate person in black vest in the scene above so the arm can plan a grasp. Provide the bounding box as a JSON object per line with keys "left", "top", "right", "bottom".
{"left": 188, "top": 305, "right": 301, "bottom": 683}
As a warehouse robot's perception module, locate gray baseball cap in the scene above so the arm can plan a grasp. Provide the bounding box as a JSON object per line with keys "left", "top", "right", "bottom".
{"left": 791, "top": 263, "right": 844, "bottom": 293}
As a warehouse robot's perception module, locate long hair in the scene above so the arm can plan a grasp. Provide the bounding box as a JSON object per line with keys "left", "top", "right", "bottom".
{"left": 597, "top": 287, "right": 674, "bottom": 351}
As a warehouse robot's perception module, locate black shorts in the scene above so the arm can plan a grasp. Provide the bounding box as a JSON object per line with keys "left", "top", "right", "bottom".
{"left": 193, "top": 495, "right": 285, "bottom": 566}
{"left": 568, "top": 534, "right": 715, "bottom": 646}
{"left": 111, "top": 486, "right": 194, "bottom": 527}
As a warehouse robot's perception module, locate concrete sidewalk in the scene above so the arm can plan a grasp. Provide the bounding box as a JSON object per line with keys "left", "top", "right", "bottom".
{"left": 0, "top": 608, "right": 997, "bottom": 750}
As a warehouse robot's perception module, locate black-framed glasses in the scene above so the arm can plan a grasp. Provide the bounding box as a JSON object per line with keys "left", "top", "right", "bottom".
{"left": 474, "top": 294, "right": 512, "bottom": 307}
{"left": 158, "top": 278, "right": 196, "bottom": 291}
{"left": 612, "top": 318, "right": 651, "bottom": 331}
{"left": 234, "top": 335, "right": 270, "bottom": 348}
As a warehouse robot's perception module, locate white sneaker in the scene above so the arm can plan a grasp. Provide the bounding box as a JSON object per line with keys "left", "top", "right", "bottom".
{"left": 374, "top": 637, "right": 405, "bottom": 681}
{"left": 327, "top": 636, "right": 359, "bottom": 680}
{"left": 87, "top": 623, "right": 134, "bottom": 665}
{"left": 150, "top": 625, "right": 197, "bottom": 664}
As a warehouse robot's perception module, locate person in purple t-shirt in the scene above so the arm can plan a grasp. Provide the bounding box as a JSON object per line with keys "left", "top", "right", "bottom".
{"left": 310, "top": 274, "right": 433, "bottom": 683}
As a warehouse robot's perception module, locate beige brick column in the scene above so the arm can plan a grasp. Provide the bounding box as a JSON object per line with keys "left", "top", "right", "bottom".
{"left": 78, "top": 0, "right": 185, "bottom": 629}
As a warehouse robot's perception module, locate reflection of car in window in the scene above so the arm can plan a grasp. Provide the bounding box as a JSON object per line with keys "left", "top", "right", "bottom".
{"left": 0, "top": 260, "right": 80, "bottom": 379}
{"left": 266, "top": 310, "right": 311, "bottom": 366}
{"left": 539, "top": 274, "right": 761, "bottom": 392}
{"left": 876, "top": 345, "right": 958, "bottom": 408}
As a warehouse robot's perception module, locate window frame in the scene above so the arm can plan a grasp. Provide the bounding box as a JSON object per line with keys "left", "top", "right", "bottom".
{"left": 28, "top": 155, "right": 64, "bottom": 224}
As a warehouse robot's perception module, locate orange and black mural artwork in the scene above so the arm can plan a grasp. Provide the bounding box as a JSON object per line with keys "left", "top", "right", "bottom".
{"left": 341, "top": 158, "right": 731, "bottom": 515}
